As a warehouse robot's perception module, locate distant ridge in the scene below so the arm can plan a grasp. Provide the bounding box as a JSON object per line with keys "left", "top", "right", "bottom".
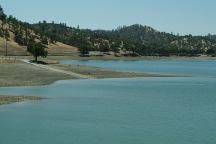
{"left": 0, "top": 5, "right": 216, "bottom": 56}
{"left": 33, "top": 23, "right": 216, "bottom": 56}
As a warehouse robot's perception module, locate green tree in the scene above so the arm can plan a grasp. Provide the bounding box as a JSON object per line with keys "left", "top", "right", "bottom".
{"left": 99, "top": 41, "right": 109, "bottom": 52}
{"left": 110, "top": 41, "right": 120, "bottom": 54}
{"left": 79, "top": 44, "right": 91, "bottom": 56}
{"left": 27, "top": 42, "right": 48, "bottom": 62}
{"left": 206, "top": 47, "right": 216, "bottom": 56}
{"left": 124, "top": 41, "right": 137, "bottom": 55}
{"left": 4, "top": 29, "right": 10, "bottom": 40}
{"left": 0, "top": 5, "right": 6, "bottom": 22}
{"left": 78, "top": 39, "right": 92, "bottom": 56}
{"left": 41, "top": 36, "right": 49, "bottom": 45}
{"left": 14, "top": 31, "right": 25, "bottom": 45}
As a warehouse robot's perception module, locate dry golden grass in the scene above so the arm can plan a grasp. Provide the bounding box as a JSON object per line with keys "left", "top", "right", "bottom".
{"left": 48, "top": 42, "right": 79, "bottom": 56}
{"left": 0, "top": 58, "right": 17, "bottom": 64}
{"left": 0, "top": 62, "right": 74, "bottom": 87}
{"left": 0, "top": 37, "right": 79, "bottom": 56}
{"left": 51, "top": 64, "right": 162, "bottom": 79}
{"left": 0, "top": 37, "right": 28, "bottom": 55}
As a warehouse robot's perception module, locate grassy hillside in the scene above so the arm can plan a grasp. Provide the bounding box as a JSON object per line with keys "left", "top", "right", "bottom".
{"left": 0, "top": 5, "right": 216, "bottom": 57}
{"left": 0, "top": 6, "right": 78, "bottom": 56}
{"left": 0, "top": 37, "right": 78, "bottom": 56}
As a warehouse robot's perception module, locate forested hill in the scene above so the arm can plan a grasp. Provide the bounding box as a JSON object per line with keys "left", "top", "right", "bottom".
{"left": 1, "top": 4, "right": 216, "bottom": 57}
{"left": 208, "top": 34, "right": 216, "bottom": 41}
{"left": 33, "top": 22, "right": 216, "bottom": 56}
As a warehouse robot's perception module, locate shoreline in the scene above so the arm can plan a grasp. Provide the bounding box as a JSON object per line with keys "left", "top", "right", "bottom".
{"left": 38, "top": 55, "right": 216, "bottom": 61}
{"left": 0, "top": 96, "right": 43, "bottom": 105}
{"left": 0, "top": 59, "right": 177, "bottom": 88}
{"left": 2, "top": 55, "right": 216, "bottom": 61}
{"left": 0, "top": 57, "right": 191, "bottom": 106}
{"left": 67, "top": 56, "right": 216, "bottom": 61}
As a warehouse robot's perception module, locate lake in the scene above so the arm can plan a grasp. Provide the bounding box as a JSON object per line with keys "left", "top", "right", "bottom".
{"left": 0, "top": 59, "right": 216, "bottom": 144}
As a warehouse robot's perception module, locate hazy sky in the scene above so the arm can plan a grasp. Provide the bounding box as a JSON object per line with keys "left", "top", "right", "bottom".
{"left": 1, "top": 0, "right": 215, "bottom": 35}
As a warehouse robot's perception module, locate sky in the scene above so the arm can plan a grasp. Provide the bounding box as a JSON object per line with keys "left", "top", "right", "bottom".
{"left": 1, "top": 0, "right": 216, "bottom": 35}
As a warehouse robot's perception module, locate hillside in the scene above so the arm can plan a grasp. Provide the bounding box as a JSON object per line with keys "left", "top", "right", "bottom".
{"left": 33, "top": 23, "right": 216, "bottom": 56}
{"left": 0, "top": 6, "right": 78, "bottom": 56}
{"left": 0, "top": 37, "right": 78, "bottom": 56}
{"left": 0, "top": 5, "right": 216, "bottom": 57}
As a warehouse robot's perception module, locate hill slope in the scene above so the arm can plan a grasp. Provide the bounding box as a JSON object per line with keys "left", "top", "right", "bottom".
{"left": 33, "top": 23, "right": 216, "bottom": 56}
{"left": 0, "top": 5, "right": 216, "bottom": 57}
{"left": 0, "top": 6, "right": 78, "bottom": 56}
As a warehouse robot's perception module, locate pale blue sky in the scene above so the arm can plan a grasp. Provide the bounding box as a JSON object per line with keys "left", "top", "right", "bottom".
{"left": 1, "top": 0, "right": 216, "bottom": 35}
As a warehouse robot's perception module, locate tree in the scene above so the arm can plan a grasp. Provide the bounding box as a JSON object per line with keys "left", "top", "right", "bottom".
{"left": 78, "top": 39, "right": 92, "bottom": 56}
{"left": 41, "top": 36, "right": 49, "bottom": 45}
{"left": 27, "top": 42, "right": 48, "bottom": 62}
{"left": 206, "top": 47, "right": 216, "bottom": 56}
{"left": 79, "top": 44, "right": 91, "bottom": 56}
{"left": 1, "top": 28, "right": 10, "bottom": 56}
{"left": 110, "top": 41, "right": 120, "bottom": 54}
{"left": 0, "top": 5, "right": 6, "bottom": 22}
{"left": 14, "top": 31, "right": 25, "bottom": 45}
{"left": 99, "top": 41, "right": 109, "bottom": 52}
{"left": 124, "top": 41, "right": 136, "bottom": 55}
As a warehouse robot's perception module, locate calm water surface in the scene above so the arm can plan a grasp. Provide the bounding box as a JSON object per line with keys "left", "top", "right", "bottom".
{"left": 0, "top": 59, "right": 216, "bottom": 144}
{"left": 61, "top": 59, "right": 216, "bottom": 77}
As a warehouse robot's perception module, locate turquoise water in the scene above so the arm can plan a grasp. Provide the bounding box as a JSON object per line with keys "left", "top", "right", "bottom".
{"left": 0, "top": 60, "right": 216, "bottom": 144}
{"left": 61, "top": 59, "right": 216, "bottom": 77}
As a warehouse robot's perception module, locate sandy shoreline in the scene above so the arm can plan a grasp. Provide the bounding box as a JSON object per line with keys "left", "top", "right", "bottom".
{"left": 0, "top": 59, "right": 171, "bottom": 87}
